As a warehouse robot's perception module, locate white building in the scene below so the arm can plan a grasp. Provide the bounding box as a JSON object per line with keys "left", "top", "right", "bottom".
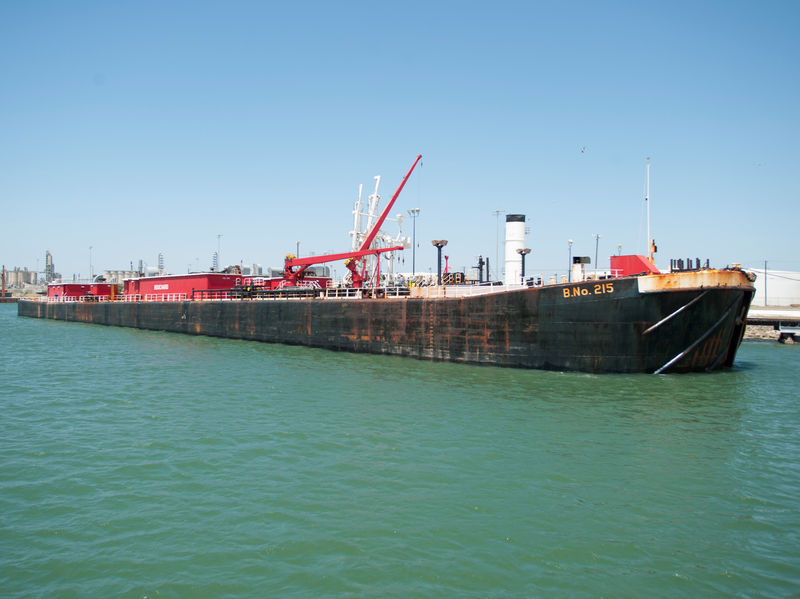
{"left": 747, "top": 267, "right": 800, "bottom": 307}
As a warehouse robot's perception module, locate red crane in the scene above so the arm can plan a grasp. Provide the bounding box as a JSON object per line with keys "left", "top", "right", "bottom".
{"left": 282, "top": 155, "right": 422, "bottom": 288}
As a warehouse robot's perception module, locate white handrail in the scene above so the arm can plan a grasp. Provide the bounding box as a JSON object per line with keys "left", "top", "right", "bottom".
{"left": 144, "top": 293, "right": 188, "bottom": 302}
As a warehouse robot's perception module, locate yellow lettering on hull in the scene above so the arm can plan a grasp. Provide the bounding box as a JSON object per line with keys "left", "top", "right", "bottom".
{"left": 562, "top": 282, "right": 614, "bottom": 299}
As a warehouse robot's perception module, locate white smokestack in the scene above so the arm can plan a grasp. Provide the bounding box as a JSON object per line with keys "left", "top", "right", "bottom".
{"left": 504, "top": 214, "right": 526, "bottom": 284}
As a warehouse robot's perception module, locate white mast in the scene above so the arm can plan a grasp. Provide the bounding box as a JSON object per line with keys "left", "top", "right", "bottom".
{"left": 351, "top": 184, "right": 364, "bottom": 252}
{"left": 646, "top": 157, "right": 652, "bottom": 262}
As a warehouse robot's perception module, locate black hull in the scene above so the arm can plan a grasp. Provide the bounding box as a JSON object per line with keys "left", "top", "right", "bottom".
{"left": 18, "top": 275, "right": 754, "bottom": 374}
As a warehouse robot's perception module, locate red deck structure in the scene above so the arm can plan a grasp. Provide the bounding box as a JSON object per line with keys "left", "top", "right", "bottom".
{"left": 610, "top": 255, "right": 661, "bottom": 277}
{"left": 48, "top": 282, "right": 115, "bottom": 300}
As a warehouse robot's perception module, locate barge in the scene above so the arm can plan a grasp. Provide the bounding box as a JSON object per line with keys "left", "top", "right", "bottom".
{"left": 18, "top": 156, "right": 756, "bottom": 374}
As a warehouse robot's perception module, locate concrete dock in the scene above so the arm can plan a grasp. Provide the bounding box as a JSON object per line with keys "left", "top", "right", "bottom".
{"left": 746, "top": 306, "right": 800, "bottom": 342}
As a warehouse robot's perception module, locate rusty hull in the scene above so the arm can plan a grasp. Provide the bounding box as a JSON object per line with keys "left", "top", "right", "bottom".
{"left": 18, "top": 270, "right": 755, "bottom": 373}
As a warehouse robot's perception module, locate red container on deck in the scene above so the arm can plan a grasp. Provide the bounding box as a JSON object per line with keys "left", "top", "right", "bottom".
{"left": 123, "top": 272, "right": 333, "bottom": 299}
{"left": 124, "top": 273, "right": 242, "bottom": 299}
{"left": 90, "top": 283, "right": 115, "bottom": 298}
{"left": 48, "top": 283, "right": 91, "bottom": 299}
{"left": 48, "top": 282, "right": 116, "bottom": 300}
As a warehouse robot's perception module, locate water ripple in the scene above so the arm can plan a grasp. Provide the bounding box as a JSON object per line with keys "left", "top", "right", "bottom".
{"left": 2, "top": 306, "right": 799, "bottom": 597}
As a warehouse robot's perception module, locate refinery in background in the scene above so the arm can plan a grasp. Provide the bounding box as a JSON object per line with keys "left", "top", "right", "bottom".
{"left": 2, "top": 251, "right": 59, "bottom": 295}
{"left": 1, "top": 249, "right": 270, "bottom": 298}
{"left": 3, "top": 247, "right": 799, "bottom": 307}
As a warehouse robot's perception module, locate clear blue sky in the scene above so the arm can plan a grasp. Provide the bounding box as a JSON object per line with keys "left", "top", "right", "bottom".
{"left": 2, "top": 1, "right": 798, "bottom": 280}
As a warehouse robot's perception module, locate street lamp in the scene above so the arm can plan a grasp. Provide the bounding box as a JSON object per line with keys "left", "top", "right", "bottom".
{"left": 567, "top": 239, "right": 573, "bottom": 282}
{"left": 407, "top": 208, "right": 420, "bottom": 274}
{"left": 516, "top": 248, "right": 531, "bottom": 284}
{"left": 432, "top": 240, "right": 448, "bottom": 285}
{"left": 593, "top": 233, "right": 603, "bottom": 275}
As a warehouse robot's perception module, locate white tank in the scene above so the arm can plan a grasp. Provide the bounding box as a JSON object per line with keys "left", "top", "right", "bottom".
{"left": 504, "top": 214, "right": 526, "bottom": 284}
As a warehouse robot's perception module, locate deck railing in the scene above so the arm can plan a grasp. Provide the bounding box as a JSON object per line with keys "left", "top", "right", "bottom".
{"left": 45, "top": 295, "right": 79, "bottom": 303}
{"left": 40, "top": 273, "right": 643, "bottom": 304}
{"left": 143, "top": 293, "right": 189, "bottom": 302}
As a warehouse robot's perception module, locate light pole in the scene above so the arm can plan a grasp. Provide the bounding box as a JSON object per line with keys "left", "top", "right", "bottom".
{"left": 593, "top": 233, "right": 603, "bottom": 275}
{"left": 89, "top": 246, "right": 93, "bottom": 281}
{"left": 516, "top": 248, "right": 531, "bottom": 284}
{"left": 492, "top": 209, "right": 504, "bottom": 281}
{"left": 432, "top": 240, "right": 448, "bottom": 285}
{"left": 407, "top": 208, "right": 420, "bottom": 274}
{"left": 646, "top": 157, "right": 651, "bottom": 261}
{"left": 567, "top": 239, "right": 573, "bottom": 282}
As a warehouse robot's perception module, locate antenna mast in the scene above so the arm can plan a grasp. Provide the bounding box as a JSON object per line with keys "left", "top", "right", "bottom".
{"left": 646, "top": 157, "right": 652, "bottom": 262}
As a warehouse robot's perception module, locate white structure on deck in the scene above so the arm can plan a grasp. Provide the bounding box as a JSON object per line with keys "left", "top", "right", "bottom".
{"left": 504, "top": 214, "right": 526, "bottom": 285}
{"left": 349, "top": 175, "right": 410, "bottom": 286}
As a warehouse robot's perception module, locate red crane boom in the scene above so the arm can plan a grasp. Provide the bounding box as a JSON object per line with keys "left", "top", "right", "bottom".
{"left": 358, "top": 154, "right": 422, "bottom": 252}
{"left": 283, "top": 155, "right": 422, "bottom": 288}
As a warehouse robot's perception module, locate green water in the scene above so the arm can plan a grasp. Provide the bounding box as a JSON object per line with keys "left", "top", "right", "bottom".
{"left": 2, "top": 303, "right": 798, "bottom": 598}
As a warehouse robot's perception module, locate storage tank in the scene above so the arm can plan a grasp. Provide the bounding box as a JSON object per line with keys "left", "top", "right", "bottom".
{"left": 504, "top": 214, "right": 526, "bottom": 284}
